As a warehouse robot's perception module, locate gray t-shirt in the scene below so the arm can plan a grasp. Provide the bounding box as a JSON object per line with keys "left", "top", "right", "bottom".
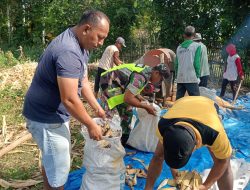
{"left": 23, "top": 28, "right": 89, "bottom": 123}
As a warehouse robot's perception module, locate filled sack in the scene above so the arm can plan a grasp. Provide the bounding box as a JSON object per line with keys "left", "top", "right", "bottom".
{"left": 80, "top": 115, "right": 126, "bottom": 190}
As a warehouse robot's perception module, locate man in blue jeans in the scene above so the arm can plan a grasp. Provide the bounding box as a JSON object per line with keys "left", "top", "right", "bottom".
{"left": 23, "top": 10, "right": 110, "bottom": 190}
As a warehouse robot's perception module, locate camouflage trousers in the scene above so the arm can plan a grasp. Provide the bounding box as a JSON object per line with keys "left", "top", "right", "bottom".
{"left": 99, "top": 94, "right": 133, "bottom": 136}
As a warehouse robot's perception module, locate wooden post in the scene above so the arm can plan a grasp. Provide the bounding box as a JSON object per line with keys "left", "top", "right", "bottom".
{"left": 232, "top": 80, "right": 243, "bottom": 105}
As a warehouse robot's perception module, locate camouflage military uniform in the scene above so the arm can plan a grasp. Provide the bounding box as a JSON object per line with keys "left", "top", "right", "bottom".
{"left": 99, "top": 66, "right": 152, "bottom": 137}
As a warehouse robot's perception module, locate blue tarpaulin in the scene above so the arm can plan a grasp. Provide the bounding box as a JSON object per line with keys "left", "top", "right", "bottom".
{"left": 65, "top": 96, "right": 250, "bottom": 190}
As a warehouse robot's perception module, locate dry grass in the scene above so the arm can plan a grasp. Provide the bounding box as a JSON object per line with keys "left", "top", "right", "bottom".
{"left": 0, "top": 62, "right": 97, "bottom": 189}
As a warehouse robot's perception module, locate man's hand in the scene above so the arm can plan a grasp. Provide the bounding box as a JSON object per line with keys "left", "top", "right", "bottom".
{"left": 88, "top": 123, "right": 103, "bottom": 141}
{"left": 95, "top": 107, "right": 106, "bottom": 119}
{"left": 198, "top": 184, "right": 208, "bottom": 190}
{"left": 124, "top": 89, "right": 156, "bottom": 116}
{"left": 144, "top": 104, "right": 156, "bottom": 115}
{"left": 171, "top": 168, "right": 179, "bottom": 180}
{"left": 240, "top": 75, "right": 244, "bottom": 80}
{"left": 113, "top": 51, "right": 123, "bottom": 66}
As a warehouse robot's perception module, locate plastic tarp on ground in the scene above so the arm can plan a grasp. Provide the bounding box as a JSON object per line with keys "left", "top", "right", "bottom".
{"left": 65, "top": 96, "right": 250, "bottom": 190}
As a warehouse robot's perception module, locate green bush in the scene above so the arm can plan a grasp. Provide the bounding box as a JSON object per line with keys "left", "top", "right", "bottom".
{"left": 0, "top": 50, "right": 19, "bottom": 68}
{"left": 0, "top": 52, "right": 8, "bottom": 66}
{"left": 0, "top": 86, "right": 26, "bottom": 125}
{"left": 0, "top": 44, "right": 45, "bottom": 68}
{"left": 22, "top": 45, "right": 44, "bottom": 61}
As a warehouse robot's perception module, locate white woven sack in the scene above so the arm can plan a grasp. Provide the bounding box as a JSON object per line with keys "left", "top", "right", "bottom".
{"left": 201, "top": 159, "right": 250, "bottom": 190}
{"left": 127, "top": 103, "right": 161, "bottom": 152}
{"left": 80, "top": 115, "right": 126, "bottom": 190}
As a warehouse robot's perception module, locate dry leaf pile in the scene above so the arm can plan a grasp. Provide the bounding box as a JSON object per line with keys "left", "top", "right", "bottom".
{"left": 157, "top": 170, "right": 202, "bottom": 190}
{"left": 101, "top": 122, "right": 121, "bottom": 138}
{"left": 0, "top": 62, "right": 37, "bottom": 90}
{"left": 125, "top": 165, "right": 147, "bottom": 189}
{"left": 97, "top": 121, "right": 122, "bottom": 149}
{"left": 132, "top": 157, "right": 149, "bottom": 170}
{"left": 124, "top": 156, "right": 150, "bottom": 189}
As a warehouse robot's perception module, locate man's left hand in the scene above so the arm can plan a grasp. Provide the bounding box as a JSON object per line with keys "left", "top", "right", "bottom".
{"left": 144, "top": 104, "right": 156, "bottom": 115}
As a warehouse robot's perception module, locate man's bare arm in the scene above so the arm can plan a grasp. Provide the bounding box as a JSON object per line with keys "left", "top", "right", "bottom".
{"left": 81, "top": 76, "right": 105, "bottom": 118}
{"left": 201, "top": 148, "right": 231, "bottom": 189}
{"left": 113, "top": 51, "right": 122, "bottom": 65}
{"left": 124, "top": 89, "right": 156, "bottom": 115}
{"left": 57, "top": 76, "right": 102, "bottom": 140}
{"left": 145, "top": 141, "right": 164, "bottom": 190}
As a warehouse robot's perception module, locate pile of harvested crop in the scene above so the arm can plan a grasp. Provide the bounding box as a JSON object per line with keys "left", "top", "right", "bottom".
{"left": 101, "top": 122, "right": 121, "bottom": 138}
{"left": 157, "top": 170, "right": 202, "bottom": 190}
{"left": 125, "top": 164, "right": 147, "bottom": 189}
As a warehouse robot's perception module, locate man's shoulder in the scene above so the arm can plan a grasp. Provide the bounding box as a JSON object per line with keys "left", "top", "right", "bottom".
{"left": 200, "top": 42, "right": 207, "bottom": 48}
{"left": 106, "top": 45, "right": 119, "bottom": 51}
{"left": 139, "top": 67, "right": 151, "bottom": 79}
{"left": 176, "top": 45, "right": 182, "bottom": 52}
{"left": 190, "top": 41, "right": 201, "bottom": 47}
{"left": 44, "top": 30, "right": 88, "bottom": 66}
{"left": 51, "top": 28, "right": 80, "bottom": 52}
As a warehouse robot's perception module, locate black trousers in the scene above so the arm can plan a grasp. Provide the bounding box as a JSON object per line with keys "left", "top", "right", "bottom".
{"left": 199, "top": 75, "right": 209, "bottom": 87}
{"left": 94, "top": 67, "right": 106, "bottom": 93}
{"left": 176, "top": 83, "right": 200, "bottom": 100}
{"left": 220, "top": 79, "right": 237, "bottom": 100}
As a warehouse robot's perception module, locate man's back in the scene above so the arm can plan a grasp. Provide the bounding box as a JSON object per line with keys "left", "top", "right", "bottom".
{"left": 100, "top": 64, "right": 150, "bottom": 92}
{"left": 160, "top": 96, "right": 232, "bottom": 159}
{"left": 176, "top": 40, "right": 201, "bottom": 83}
{"left": 199, "top": 42, "right": 209, "bottom": 77}
{"left": 98, "top": 45, "right": 119, "bottom": 70}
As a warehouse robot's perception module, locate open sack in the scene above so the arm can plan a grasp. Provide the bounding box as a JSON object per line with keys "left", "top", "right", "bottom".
{"left": 80, "top": 116, "right": 126, "bottom": 190}
{"left": 127, "top": 103, "right": 161, "bottom": 152}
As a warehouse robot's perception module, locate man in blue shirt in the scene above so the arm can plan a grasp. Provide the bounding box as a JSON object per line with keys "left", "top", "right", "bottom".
{"left": 23, "top": 10, "right": 110, "bottom": 189}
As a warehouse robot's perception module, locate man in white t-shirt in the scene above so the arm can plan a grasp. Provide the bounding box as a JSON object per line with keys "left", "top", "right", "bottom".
{"left": 94, "top": 37, "right": 126, "bottom": 97}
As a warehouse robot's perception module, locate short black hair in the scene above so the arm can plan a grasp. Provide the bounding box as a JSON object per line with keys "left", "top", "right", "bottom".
{"left": 184, "top": 26, "right": 195, "bottom": 37}
{"left": 184, "top": 32, "right": 194, "bottom": 37}
{"left": 78, "top": 10, "right": 110, "bottom": 26}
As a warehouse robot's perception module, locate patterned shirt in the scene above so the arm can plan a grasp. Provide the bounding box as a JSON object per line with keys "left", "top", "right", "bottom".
{"left": 99, "top": 66, "right": 152, "bottom": 115}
